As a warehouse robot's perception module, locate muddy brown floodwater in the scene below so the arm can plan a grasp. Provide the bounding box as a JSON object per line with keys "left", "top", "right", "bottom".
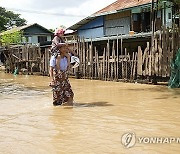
{"left": 0, "top": 71, "right": 180, "bottom": 154}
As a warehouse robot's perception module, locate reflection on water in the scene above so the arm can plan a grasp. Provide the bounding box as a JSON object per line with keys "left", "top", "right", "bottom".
{"left": 0, "top": 71, "right": 180, "bottom": 154}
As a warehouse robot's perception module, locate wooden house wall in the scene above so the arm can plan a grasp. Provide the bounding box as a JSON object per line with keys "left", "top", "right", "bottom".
{"left": 22, "top": 25, "right": 53, "bottom": 44}
{"left": 78, "top": 16, "right": 104, "bottom": 39}
{"left": 104, "top": 11, "right": 131, "bottom": 36}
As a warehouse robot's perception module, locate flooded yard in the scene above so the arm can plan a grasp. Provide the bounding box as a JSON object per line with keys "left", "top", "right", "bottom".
{"left": 0, "top": 71, "right": 180, "bottom": 154}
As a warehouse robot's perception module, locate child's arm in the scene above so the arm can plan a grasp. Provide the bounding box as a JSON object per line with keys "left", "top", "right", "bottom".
{"left": 49, "top": 66, "right": 55, "bottom": 86}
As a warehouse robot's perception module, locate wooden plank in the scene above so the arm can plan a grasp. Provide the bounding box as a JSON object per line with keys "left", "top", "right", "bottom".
{"left": 45, "top": 48, "right": 48, "bottom": 74}
{"left": 125, "top": 48, "right": 127, "bottom": 79}
{"left": 90, "top": 39, "right": 93, "bottom": 79}
{"left": 79, "top": 37, "right": 82, "bottom": 73}
{"left": 97, "top": 51, "right": 100, "bottom": 79}
{"left": 151, "top": 47, "right": 155, "bottom": 76}
{"left": 155, "top": 52, "right": 159, "bottom": 75}
{"left": 38, "top": 47, "right": 42, "bottom": 73}
{"left": 105, "top": 44, "right": 108, "bottom": 81}
{"left": 81, "top": 38, "right": 83, "bottom": 73}
{"left": 100, "top": 61, "right": 102, "bottom": 80}
{"left": 107, "top": 40, "right": 110, "bottom": 80}
{"left": 122, "top": 56, "right": 125, "bottom": 79}
{"left": 127, "top": 52, "right": 130, "bottom": 80}
{"left": 158, "top": 45, "right": 163, "bottom": 77}
{"left": 144, "top": 42, "right": 150, "bottom": 76}
{"left": 83, "top": 37, "right": 86, "bottom": 78}
{"left": 166, "top": 28, "right": 170, "bottom": 77}
{"left": 103, "top": 48, "right": 106, "bottom": 80}
{"left": 133, "top": 52, "right": 137, "bottom": 80}
{"left": 87, "top": 41, "right": 91, "bottom": 79}
{"left": 86, "top": 42, "right": 89, "bottom": 78}
{"left": 167, "top": 43, "right": 171, "bottom": 77}
{"left": 130, "top": 52, "right": 135, "bottom": 81}
{"left": 142, "top": 42, "right": 149, "bottom": 64}
{"left": 148, "top": 49, "right": 152, "bottom": 76}
{"left": 95, "top": 47, "right": 97, "bottom": 79}
{"left": 137, "top": 46, "right": 142, "bottom": 76}
{"left": 120, "top": 35, "right": 123, "bottom": 55}
{"left": 18, "top": 47, "right": 20, "bottom": 62}
{"left": 116, "top": 35, "right": 119, "bottom": 80}
{"left": 112, "top": 40, "right": 116, "bottom": 81}
{"left": 145, "top": 49, "right": 149, "bottom": 76}
{"left": 162, "top": 27, "right": 167, "bottom": 77}
{"left": 154, "top": 36, "right": 158, "bottom": 76}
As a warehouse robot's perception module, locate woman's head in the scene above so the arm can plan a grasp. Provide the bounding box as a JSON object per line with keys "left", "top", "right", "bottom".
{"left": 58, "top": 44, "right": 67, "bottom": 55}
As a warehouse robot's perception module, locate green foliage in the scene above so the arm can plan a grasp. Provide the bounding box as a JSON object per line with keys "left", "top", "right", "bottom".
{"left": 169, "top": 48, "right": 180, "bottom": 88}
{"left": 0, "top": 30, "right": 23, "bottom": 45}
{"left": 0, "top": 7, "right": 27, "bottom": 32}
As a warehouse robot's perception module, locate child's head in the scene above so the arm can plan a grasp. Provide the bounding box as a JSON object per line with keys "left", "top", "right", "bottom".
{"left": 54, "top": 27, "right": 65, "bottom": 37}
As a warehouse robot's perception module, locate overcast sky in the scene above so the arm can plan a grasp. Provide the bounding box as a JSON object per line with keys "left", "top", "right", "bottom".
{"left": 0, "top": 0, "right": 116, "bottom": 30}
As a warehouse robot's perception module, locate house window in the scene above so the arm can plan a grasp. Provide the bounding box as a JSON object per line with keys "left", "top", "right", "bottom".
{"left": 133, "top": 14, "right": 138, "bottom": 21}
{"left": 28, "top": 37, "right": 32, "bottom": 43}
{"left": 157, "top": 10, "right": 161, "bottom": 18}
{"left": 38, "top": 36, "right": 47, "bottom": 43}
{"left": 168, "top": 13, "right": 171, "bottom": 19}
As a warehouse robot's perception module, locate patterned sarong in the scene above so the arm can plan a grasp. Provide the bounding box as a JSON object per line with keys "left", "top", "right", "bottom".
{"left": 52, "top": 70, "right": 74, "bottom": 105}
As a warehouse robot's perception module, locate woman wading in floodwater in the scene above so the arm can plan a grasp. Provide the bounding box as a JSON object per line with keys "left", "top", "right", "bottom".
{"left": 49, "top": 44, "right": 74, "bottom": 106}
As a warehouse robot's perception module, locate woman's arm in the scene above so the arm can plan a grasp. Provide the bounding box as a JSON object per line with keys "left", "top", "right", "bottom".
{"left": 49, "top": 66, "right": 54, "bottom": 82}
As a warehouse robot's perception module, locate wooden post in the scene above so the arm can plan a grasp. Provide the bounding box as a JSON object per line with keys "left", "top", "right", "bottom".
{"left": 116, "top": 35, "right": 119, "bottom": 81}
{"left": 137, "top": 46, "right": 143, "bottom": 76}
{"left": 97, "top": 51, "right": 100, "bottom": 79}
{"left": 149, "top": 49, "right": 152, "bottom": 77}
{"left": 86, "top": 42, "right": 89, "bottom": 79}
{"left": 90, "top": 38, "right": 93, "bottom": 79}
{"left": 154, "top": 36, "right": 159, "bottom": 76}
{"left": 133, "top": 52, "right": 137, "bottom": 80}
{"left": 125, "top": 48, "right": 128, "bottom": 80}
{"left": 143, "top": 42, "right": 150, "bottom": 76}
{"left": 158, "top": 45, "right": 163, "bottom": 77}
{"left": 94, "top": 47, "right": 97, "bottom": 79}
{"left": 130, "top": 52, "right": 135, "bottom": 81}
{"left": 162, "top": 26, "right": 167, "bottom": 77}
{"left": 120, "top": 35, "right": 123, "bottom": 55}
{"left": 105, "top": 44, "right": 108, "bottom": 81}
{"left": 38, "top": 46, "right": 42, "bottom": 73}
{"left": 107, "top": 39, "right": 110, "bottom": 80}
{"left": 82, "top": 37, "right": 86, "bottom": 78}
{"left": 103, "top": 48, "right": 106, "bottom": 80}
{"left": 89, "top": 44, "right": 91, "bottom": 79}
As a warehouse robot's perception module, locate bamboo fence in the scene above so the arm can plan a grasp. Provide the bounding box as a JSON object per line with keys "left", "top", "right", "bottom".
{"left": 3, "top": 27, "right": 180, "bottom": 83}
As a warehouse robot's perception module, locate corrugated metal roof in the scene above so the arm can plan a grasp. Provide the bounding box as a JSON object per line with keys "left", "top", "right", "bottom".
{"left": 68, "top": 0, "right": 154, "bottom": 30}
{"left": 68, "top": 16, "right": 96, "bottom": 31}
{"left": 94, "top": 0, "right": 153, "bottom": 16}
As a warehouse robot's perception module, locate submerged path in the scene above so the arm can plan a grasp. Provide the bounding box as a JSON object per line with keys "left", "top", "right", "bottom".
{"left": 0, "top": 71, "right": 180, "bottom": 153}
